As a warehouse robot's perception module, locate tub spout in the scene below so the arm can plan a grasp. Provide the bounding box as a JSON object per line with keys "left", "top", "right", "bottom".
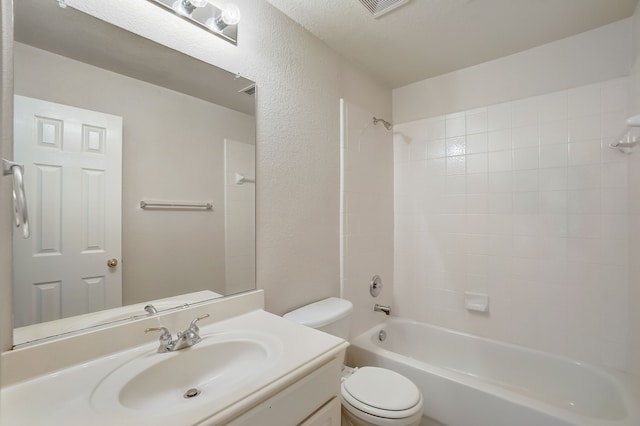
{"left": 374, "top": 304, "right": 391, "bottom": 316}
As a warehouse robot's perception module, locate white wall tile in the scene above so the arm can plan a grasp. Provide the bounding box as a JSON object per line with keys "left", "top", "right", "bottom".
{"left": 601, "top": 78, "right": 628, "bottom": 113}
{"left": 466, "top": 108, "right": 488, "bottom": 134}
{"left": 447, "top": 155, "right": 466, "bottom": 175}
{"left": 568, "top": 189, "right": 601, "bottom": 214}
{"left": 426, "top": 116, "right": 447, "bottom": 140}
{"left": 488, "top": 129, "right": 512, "bottom": 151}
{"left": 513, "top": 214, "right": 539, "bottom": 235}
{"left": 602, "top": 110, "right": 628, "bottom": 138}
{"left": 539, "top": 214, "right": 569, "bottom": 237}
{"left": 488, "top": 150, "right": 513, "bottom": 172}
{"left": 512, "top": 98, "right": 539, "bottom": 127}
{"left": 513, "top": 192, "right": 539, "bottom": 214}
{"left": 602, "top": 162, "right": 628, "bottom": 189}
{"left": 568, "top": 165, "right": 601, "bottom": 190}
{"left": 540, "top": 145, "right": 568, "bottom": 169}
{"left": 513, "top": 147, "right": 539, "bottom": 170}
{"left": 539, "top": 191, "right": 568, "bottom": 215}
{"left": 512, "top": 125, "right": 540, "bottom": 149}
{"left": 466, "top": 133, "right": 488, "bottom": 154}
{"left": 489, "top": 193, "right": 513, "bottom": 214}
{"left": 539, "top": 237, "right": 568, "bottom": 259}
{"left": 426, "top": 139, "right": 446, "bottom": 159}
{"left": 540, "top": 120, "right": 568, "bottom": 145}
{"left": 488, "top": 103, "right": 512, "bottom": 131}
{"left": 513, "top": 170, "right": 538, "bottom": 192}
{"left": 393, "top": 78, "right": 630, "bottom": 371}
{"left": 569, "top": 116, "right": 602, "bottom": 142}
{"left": 446, "top": 175, "right": 466, "bottom": 194}
{"left": 467, "top": 194, "right": 490, "bottom": 214}
{"left": 568, "top": 85, "right": 601, "bottom": 118}
{"left": 513, "top": 235, "right": 540, "bottom": 258}
{"left": 569, "top": 140, "right": 602, "bottom": 165}
{"left": 602, "top": 189, "right": 628, "bottom": 214}
{"left": 569, "top": 214, "right": 601, "bottom": 238}
{"left": 446, "top": 116, "right": 466, "bottom": 138}
{"left": 467, "top": 173, "right": 489, "bottom": 193}
{"left": 488, "top": 171, "right": 514, "bottom": 192}
{"left": 601, "top": 214, "right": 627, "bottom": 238}
{"left": 467, "top": 153, "right": 488, "bottom": 174}
{"left": 446, "top": 137, "right": 466, "bottom": 156}
{"left": 539, "top": 168, "right": 567, "bottom": 191}
{"left": 539, "top": 91, "right": 568, "bottom": 122}
{"left": 408, "top": 139, "right": 428, "bottom": 161}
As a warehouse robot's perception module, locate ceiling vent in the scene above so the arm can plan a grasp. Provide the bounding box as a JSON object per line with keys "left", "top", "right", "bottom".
{"left": 358, "top": 0, "right": 410, "bottom": 18}
{"left": 239, "top": 84, "right": 256, "bottom": 96}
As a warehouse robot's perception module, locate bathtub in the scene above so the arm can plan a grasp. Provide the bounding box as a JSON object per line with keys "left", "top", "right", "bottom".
{"left": 347, "top": 318, "right": 640, "bottom": 426}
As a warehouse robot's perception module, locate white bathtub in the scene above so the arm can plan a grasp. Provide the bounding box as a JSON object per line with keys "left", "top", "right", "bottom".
{"left": 347, "top": 318, "right": 640, "bottom": 426}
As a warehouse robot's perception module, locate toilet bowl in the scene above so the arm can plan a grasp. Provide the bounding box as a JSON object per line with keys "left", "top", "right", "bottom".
{"left": 341, "top": 366, "right": 423, "bottom": 426}
{"left": 283, "top": 297, "right": 424, "bottom": 426}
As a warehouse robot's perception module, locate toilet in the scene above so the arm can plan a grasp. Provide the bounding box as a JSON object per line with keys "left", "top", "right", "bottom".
{"left": 284, "top": 297, "right": 423, "bottom": 426}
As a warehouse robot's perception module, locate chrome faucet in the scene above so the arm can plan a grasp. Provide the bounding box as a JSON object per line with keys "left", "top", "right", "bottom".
{"left": 144, "top": 304, "right": 158, "bottom": 315}
{"left": 145, "top": 326, "right": 174, "bottom": 352}
{"left": 374, "top": 304, "right": 391, "bottom": 316}
{"left": 145, "top": 313, "right": 210, "bottom": 353}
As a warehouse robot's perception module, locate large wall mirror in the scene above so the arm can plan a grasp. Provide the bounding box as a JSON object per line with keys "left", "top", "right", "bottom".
{"left": 12, "top": 0, "right": 256, "bottom": 346}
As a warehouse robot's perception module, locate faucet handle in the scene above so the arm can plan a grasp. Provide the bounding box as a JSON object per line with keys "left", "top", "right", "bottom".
{"left": 145, "top": 326, "right": 173, "bottom": 352}
{"left": 145, "top": 326, "right": 170, "bottom": 335}
{"left": 189, "top": 313, "right": 210, "bottom": 329}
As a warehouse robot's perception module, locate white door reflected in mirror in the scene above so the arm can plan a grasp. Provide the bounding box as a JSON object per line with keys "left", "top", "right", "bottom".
{"left": 13, "top": 95, "right": 123, "bottom": 327}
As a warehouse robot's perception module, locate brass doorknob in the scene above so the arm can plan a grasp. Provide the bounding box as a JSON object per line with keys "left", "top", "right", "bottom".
{"left": 107, "top": 258, "right": 118, "bottom": 268}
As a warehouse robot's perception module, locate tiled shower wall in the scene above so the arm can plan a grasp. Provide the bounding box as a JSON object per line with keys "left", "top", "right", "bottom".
{"left": 394, "top": 78, "right": 630, "bottom": 369}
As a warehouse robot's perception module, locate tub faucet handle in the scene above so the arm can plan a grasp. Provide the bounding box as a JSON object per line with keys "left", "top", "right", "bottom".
{"left": 374, "top": 304, "right": 391, "bottom": 316}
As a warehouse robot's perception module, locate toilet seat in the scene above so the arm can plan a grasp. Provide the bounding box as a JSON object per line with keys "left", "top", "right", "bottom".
{"left": 341, "top": 367, "right": 423, "bottom": 419}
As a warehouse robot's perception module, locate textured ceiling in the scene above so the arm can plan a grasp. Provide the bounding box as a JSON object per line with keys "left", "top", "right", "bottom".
{"left": 266, "top": 0, "right": 640, "bottom": 88}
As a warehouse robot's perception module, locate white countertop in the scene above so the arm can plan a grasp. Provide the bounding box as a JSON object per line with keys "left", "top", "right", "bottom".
{"left": 1, "top": 307, "right": 347, "bottom": 425}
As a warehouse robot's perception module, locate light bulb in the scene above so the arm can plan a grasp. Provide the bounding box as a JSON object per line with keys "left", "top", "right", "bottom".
{"left": 206, "top": 3, "right": 241, "bottom": 32}
{"left": 220, "top": 3, "right": 241, "bottom": 26}
{"left": 172, "top": 0, "right": 206, "bottom": 16}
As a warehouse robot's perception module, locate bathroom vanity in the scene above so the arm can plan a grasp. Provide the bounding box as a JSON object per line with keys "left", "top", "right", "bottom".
{"left": 0, "top": 290, "right": 348, "bottom": 425}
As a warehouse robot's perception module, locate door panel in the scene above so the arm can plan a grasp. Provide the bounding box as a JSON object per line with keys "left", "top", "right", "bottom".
{"left": 13, "top": 95, "right": 122, "bottom": 327}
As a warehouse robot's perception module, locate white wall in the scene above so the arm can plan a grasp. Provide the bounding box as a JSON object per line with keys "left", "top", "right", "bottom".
{"left": 0, "top": 0, "right": 391, "bottom": 348}
{"left": 14, "top": 42, "right": 255, "bottom": 304}
{"left": 340, "top": 99, "right": 394, "bottom": 337}
{"left": 394, "top": 18, "right": 632, "bottom": 123}
{"left": 224, "top": 139, "right": 256, "bottom": 295}
{"left": 627, "top": 1, "right": 640, "bottom": 377}
{"left": 393, "top": 20, "right": 634, "bottom": 370}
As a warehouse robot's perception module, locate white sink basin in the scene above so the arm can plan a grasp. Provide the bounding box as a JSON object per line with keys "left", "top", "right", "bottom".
{"left": 91, "top": 330, "right": 281, "bottom": 415}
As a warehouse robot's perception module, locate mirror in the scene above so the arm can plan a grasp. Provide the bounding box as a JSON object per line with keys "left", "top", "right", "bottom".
{"left": 11, "top": 0, "right": 256, "bottom": 346}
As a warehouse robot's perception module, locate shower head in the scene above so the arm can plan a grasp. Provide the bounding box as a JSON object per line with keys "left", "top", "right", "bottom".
{"left": 373, "top": 117, "right": 393, "bottom": 131}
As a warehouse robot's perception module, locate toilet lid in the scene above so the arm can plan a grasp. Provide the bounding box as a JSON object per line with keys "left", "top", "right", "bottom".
{"left": 342, "top": 367, "right": 421, "bottom": 412}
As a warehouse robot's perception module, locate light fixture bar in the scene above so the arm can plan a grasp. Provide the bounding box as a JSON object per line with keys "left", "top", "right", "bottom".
{"left": 146, "top": 0, "right": 239, "bottom": 45}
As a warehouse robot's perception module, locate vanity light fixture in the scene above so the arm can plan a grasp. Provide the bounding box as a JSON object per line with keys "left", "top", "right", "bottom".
{"left": 147, "top": 0, "right": 241, "bottom": 45}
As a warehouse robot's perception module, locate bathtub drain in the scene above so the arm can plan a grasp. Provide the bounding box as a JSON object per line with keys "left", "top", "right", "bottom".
{"left": 378, "top": 330, "right": 387, "bottom": 342}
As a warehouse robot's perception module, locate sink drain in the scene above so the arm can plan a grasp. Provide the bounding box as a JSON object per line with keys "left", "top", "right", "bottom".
{"left": 184, "top": 388, "right": 201, "bottom": 399}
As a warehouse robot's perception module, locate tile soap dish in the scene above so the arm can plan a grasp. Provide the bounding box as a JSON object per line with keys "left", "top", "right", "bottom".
{"left": 464, "top": 292, "right": 489, "bottom": 312}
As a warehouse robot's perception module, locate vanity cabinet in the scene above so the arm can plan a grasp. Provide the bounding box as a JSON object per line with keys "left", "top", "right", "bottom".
{"left": 223, "top": 357, "right": 342, "bottom": 426}
{"left": 1, "top": 297, "right": 349, "bottom": 426}
{"left": 300, "top": 397, "right": 341, "bottom": 426}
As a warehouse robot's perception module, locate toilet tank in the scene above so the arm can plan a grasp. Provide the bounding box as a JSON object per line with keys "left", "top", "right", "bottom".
{"left": 283, "top": 297, "right": 353, "bottom": 340}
